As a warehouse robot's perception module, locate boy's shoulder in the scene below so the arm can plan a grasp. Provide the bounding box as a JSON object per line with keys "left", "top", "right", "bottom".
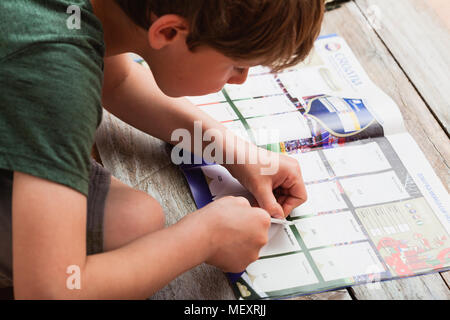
{"left": 0, "top": 0, "right": 104, "bottom": 60}
{"left": 0, "top": 0, "right": 106, "bottom": 197}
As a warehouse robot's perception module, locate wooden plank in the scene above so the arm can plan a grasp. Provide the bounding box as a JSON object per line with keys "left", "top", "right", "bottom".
{"left": 95, "top": 112, "right": 173, "bottom": 188}
{"left": 290, "top": 289, "right": 352, "bottom": 300}
{"left": 442, "top": 271, "right": 450, "bottom": 291}
{"left": 320, "top": 1, "right": 450, "bottom": 299}
{"left": 442, "top": 272, "right": 450, "bottom": 288}
{"left": 354, "top": 0, "right": 450, "bottom": 134}
{"left": 349, "top": 273, "right": 450, "bottom": 300}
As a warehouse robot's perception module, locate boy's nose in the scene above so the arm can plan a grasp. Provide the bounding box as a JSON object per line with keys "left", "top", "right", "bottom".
{"left": 227, "top": 68, "right": 249, "bottom": 85}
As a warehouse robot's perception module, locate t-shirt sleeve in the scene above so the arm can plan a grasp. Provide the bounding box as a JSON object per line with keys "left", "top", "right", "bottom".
{"left": 0, "top": 42, "right": 104, "bottom": 196}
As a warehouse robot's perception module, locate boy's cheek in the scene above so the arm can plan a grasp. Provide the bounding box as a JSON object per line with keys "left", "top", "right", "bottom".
{"left": 186, "top": 81, "right": 226, "bottom": 97}
{"left": 156, "top": 69, "right": 227, "bottom": 97}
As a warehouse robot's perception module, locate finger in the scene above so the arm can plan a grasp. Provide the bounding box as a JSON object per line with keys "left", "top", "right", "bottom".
{"left": 275, "top": 195, "right": 291, "bottom": 218}
{"left": 274, "top": 194, "right": 298, "bottom": 218}
{"left": 275, "top": 194, "right": 288, "bottom": 206}
{"left": 280, "top": 161, "right": 306, "bottom": 194}
{"left": 275, "top": 183, "right": 307, "bottom": 216}
{"left": 249, "top": 197, "right": 260, "bottom": 208}
{"left": 281, "top": 197, "right": 304, "bottom": 216}
{"left": 281, "top": 170, "right": 307, "bottom": 198}
{"left": 252, "top": 183, "right": 284, "bottom": 219}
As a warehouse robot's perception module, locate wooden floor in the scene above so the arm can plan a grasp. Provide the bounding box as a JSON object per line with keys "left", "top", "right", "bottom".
{"left": 95, "top": 0, "right": 450, "bottom": 300}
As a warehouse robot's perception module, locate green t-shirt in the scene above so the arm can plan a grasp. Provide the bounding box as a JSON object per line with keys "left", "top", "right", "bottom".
{"left": 0, "top": 0, "right": 105, "bottom": 196}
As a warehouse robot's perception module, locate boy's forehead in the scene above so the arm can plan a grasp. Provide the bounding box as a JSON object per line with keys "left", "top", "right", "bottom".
{"left": 197, "top": 45, "right": 264, "bottom": 67}
{"left": 218, "top": 51, "right": 266, "bottom": 67}
{"left": 232, "top": 57, "right": 266, "bottom": 67}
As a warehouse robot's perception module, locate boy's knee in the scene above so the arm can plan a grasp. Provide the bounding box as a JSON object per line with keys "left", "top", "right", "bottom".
{"left": 103, "top": 188, "right": 166, "bottom": 252}
{"left": 143, "top": 193, "right": 165, "bottom": 230}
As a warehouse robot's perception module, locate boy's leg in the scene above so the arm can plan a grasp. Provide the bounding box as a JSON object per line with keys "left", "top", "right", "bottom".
{"left": 0, "top": 159, "right": 165, "bottom": 298}
{"left": 102, "top": 176, "right": 165, "bottom": 251}
{"left": 87, "top": 160, "right": 165, "bottom": 255}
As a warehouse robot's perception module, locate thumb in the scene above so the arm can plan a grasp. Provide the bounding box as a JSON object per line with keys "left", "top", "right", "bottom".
{"left": 253, "top": 184, "right": 284, "bottom": 219}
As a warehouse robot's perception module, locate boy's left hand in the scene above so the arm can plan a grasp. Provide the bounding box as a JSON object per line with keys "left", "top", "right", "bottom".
{"left": 224, "top": 145, "right": 307, "bottom": 219}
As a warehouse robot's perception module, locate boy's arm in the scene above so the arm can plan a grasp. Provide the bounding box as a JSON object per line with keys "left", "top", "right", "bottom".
{"left": 102, "top": 54, "right": 307, "bottom": 218}
{"left": 13, "top": 172, "right": 269, "bottom": 299}
{"left": 102, "top": 54, "right": 230, "bottom": 156}
{"left": 12, "top": 172, "right": 209, "bottom": 299}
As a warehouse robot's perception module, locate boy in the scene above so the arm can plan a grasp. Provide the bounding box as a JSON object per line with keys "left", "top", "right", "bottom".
{"left": 0, "top": 0, "right": 324, "bottom": 299}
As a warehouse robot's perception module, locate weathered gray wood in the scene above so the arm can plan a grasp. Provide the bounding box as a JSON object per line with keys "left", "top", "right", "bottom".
{"left": 321, "top": 1, "right": 450, "bottom": 299}
{"left": 349, "top": 273, "right": 450, "bottom": 300}
{"left": 442, "top": 272, "right": 450, "bottom": 289}
{"left": 95, "top": 113, "right": 172, "bottom": 188}
{"left": 354, "top": 0, "right": 450, "bottom": 134}
{"left": 290, "top": 289, "right": 352, "bottom": 301}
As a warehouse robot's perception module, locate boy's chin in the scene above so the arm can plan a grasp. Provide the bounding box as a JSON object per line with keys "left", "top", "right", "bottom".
{"left": 187, "top": 87, "right": 225, "bottom": 97}
{"left": 162, "top": 86, "right": 222, "bottom": 98}
{"left": 158, "top": 86, "right": 184, "bottom": 98}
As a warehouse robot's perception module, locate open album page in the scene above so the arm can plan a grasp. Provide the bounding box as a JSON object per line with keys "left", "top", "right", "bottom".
{"left": 186, "top": 34, "right": 405, "bottom": 155}
{"left": 182, "top": 136, "right": 449, "bottom": 299}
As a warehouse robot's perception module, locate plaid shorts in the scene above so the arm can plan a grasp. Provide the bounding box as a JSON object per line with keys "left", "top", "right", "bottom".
{"left": 0, "top": 159, "right": 111, "bottom": 288}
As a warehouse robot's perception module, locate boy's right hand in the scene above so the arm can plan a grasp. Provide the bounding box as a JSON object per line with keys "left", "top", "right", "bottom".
{"left": 192, "top": 196, "right": 271, "bottom": 273}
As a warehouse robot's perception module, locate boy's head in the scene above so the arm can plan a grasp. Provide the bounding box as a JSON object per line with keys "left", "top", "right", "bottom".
{"left": 114, "top": 0, "right": 325, "bottom": 97}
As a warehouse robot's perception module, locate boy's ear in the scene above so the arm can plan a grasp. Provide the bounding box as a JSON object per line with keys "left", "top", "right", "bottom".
{"left": 147, "top": 14, "right": 189, "bottom": 50}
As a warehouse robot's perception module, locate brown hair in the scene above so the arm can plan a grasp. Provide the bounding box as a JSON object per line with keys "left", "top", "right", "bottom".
{"left": 114, "top": 0, "right": 325, "bottom": 72}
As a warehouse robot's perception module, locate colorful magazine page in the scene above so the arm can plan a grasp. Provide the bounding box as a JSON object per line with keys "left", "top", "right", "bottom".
{"left": 182, "top": 136, "right": 450, "bottom": 299}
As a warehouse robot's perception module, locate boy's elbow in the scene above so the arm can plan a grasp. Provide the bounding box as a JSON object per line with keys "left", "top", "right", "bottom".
{"left": 13, "top": 272, "right": 91, "bottom": 300}
{"left": 14, "top": 285, "right": 88, "bottom": 300}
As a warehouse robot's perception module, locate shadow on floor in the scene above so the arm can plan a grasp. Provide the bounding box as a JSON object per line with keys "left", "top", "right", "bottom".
{"left": 0, "top": 287, "right": 14, "bottom": 300}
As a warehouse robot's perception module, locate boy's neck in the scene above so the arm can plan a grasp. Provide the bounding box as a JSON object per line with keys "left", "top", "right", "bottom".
{"left": 90, "top": 0, "right": 148, "bottom": 57}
